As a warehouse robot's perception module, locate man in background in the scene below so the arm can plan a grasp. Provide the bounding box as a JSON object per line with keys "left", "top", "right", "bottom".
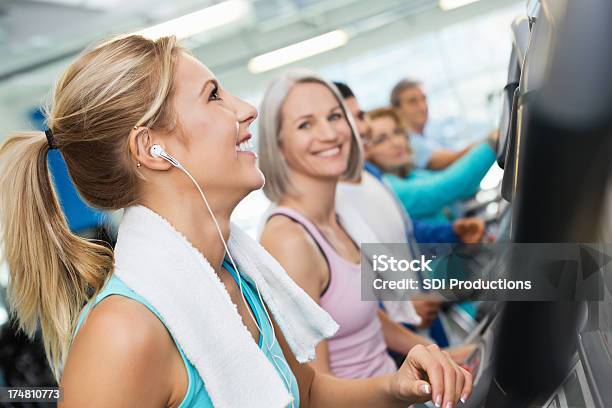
{"left": 390, "top": 79, "right": 473, "bottom": 170}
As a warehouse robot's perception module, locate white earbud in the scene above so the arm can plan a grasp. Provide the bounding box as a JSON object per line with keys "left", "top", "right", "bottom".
{"left": 150, "top": 144, "right": 182, "bottom": 168}
{"left": 149, "top": 144, "right": 164, "bottom": 158}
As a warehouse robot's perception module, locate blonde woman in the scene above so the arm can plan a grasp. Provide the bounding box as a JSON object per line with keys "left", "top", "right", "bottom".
{"left": 0, "top": 36, "right": 471, "bottom": 407}
{"left": 258, "top": 70, "right": 472, "bottom": 408}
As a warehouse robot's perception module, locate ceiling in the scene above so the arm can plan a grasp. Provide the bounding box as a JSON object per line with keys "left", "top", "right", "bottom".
{"left": 0, "top": 0, "right": 521, "bottom": 81}
{"left": 0, "top": 0, "right": 524, "bottom": 137}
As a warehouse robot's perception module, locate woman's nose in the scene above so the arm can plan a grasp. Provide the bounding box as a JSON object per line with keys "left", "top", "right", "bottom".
{"left": 318, "top": 120, "right": 338, "bottom": 141}
{"left": 391, "top": 136, "right": 404, "bottom": 147}
{"left": 235, "top": 96, "right": 258, "bottom": 125}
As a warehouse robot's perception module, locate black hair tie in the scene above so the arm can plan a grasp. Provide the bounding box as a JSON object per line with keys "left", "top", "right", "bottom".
{"left": 45, "top": 128, "right": 57, "bottom": 150}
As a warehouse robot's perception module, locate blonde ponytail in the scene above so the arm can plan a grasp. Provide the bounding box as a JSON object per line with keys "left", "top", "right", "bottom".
{"left": 0, "top": 34, "right": 181, "bottom": 382}
{"left": 0, "top": 132, "right": 114, "bottom": 380}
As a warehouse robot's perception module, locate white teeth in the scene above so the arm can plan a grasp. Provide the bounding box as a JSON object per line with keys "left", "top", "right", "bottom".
{"left": 236, "top": 139, "right": 253, "bottom": 152}
{"left": 316, "top": 146, "right": 340, "bottom": 157}
{"left": 237, "top": 141, "right": 247, "bottom": 152}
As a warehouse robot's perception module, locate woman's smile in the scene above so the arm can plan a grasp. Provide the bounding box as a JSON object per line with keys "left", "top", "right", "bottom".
{"left": 312, "top": 143, "right": 344, "bottom": 159}
{"left": 236, "top": 133, "right": 257, "bottom": 158}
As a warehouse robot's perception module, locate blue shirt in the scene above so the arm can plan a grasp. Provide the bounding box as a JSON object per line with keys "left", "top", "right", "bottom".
{"left": 409, "top": 130, "right": 444, "bottom": 169}
{"left": 73, "top": 260, "right": 299, "bottom": 407}
{"left": 384, "top": 142, "right": 496, "bottom": 223}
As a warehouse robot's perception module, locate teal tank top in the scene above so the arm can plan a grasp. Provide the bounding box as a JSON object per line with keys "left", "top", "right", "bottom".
{"left": 73, "top": 259, "right": 300, "bottom": 408}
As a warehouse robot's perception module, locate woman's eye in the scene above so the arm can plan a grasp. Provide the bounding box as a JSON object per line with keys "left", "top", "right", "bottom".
{"left": 209, "top": 87, "right": 222, "bottom": 101}
{"left": 329, "top": 112, "right": 343, "bottom": 121}
{"left": 298, "top": 121, "right": 311, "bottom": 130}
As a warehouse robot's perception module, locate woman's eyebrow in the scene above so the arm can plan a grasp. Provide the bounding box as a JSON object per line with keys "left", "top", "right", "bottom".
{"left": 291, "top": 105, "right": 341, "bottom": 125}
{"left": 292, "top": 114, "right": 313, "bottom": 125}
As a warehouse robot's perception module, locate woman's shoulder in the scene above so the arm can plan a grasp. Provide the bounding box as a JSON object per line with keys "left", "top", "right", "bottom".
{"left": 260, "top": 211, "right": 328, "bottom": 291}
{"left": 262, "top": 212, "right": 304, "bottom": 238}
{"left": 79, "top": 292, "right": 171, "bottom": 350}
{"left": 73, "top": 275, "right": 167, "bottom": 342}
{"left": 62, "top": 283, "right": 178, "bottom": 406}
{"left": 68, "top": 290, "right": 177, "bottom": 371}
{"left": 261, "top": 213, "right": 322, "bottom": 261}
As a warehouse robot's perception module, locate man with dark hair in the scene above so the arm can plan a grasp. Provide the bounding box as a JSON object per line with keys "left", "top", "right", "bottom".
{"left": 390, "top": 79, "right": 474, "bottom": 170}
{"left": 334, "top": 81, "right": 483, "bottom": 338}
{"left": 334, "top": 81, "right": 356, "bottom": 99}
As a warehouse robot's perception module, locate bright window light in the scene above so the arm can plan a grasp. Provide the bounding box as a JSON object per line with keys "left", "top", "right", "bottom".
{"left": 247, "top": 30, "right": 350, "bottom": 74}
{"left": 136, "top": 0, "right": 249, "bottom": 40}
{"left": 439, "top": 0, "right": 482, "bottom": 11}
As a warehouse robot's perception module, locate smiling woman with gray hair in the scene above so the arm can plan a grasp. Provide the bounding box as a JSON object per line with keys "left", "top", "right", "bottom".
{"left": 258, "top": 69, "right": 363, "bottom": 202}
{"left": 258, "top": 69, "right": 473, "bottom": 408}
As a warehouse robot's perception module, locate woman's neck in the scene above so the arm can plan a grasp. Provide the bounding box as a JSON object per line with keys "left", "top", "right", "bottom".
{"left": 388, "top": 167, "right": 402, "bottom": 177}
{"left": 141, "top": 189, "right": 235, "bottom": 272}
{"left": 278, "top": 172, "right": 338, "bottom": 226}
{"left": 370, "top": 160, "right": 399, "bottom": 177}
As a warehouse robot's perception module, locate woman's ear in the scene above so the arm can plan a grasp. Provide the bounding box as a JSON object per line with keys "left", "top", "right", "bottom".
{"left": 128, "top": 126, "right": 173, "bottom": 171}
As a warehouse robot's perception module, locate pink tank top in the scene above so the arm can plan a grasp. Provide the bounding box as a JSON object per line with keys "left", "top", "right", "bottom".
{"left": 268, "top": 207, "right": 397, "bottom": 379}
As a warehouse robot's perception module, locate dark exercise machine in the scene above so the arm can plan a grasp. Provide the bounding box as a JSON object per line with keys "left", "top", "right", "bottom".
{"left": 451, "top": 0, "right": 612, "bottom": 407}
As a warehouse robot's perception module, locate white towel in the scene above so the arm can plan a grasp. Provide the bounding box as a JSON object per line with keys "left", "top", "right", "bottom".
{"left": 113, "top": 205, "right": 338, "bottom": 408}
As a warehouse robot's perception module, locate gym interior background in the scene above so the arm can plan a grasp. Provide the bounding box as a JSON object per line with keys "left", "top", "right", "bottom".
{"left": 0, "top": 0, "right": 521, "bottom": 236}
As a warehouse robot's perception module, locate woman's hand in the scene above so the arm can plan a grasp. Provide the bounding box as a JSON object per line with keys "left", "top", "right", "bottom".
{"left": 389, "top": 344, "right": 473, "bottom": 408}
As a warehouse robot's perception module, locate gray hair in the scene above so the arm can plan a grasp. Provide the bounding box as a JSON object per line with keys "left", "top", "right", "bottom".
{"left": 390, "top": 78, "right": 422, "bottom": 107}
{"left": 258, "top": 69, "right": 363, "bottom": 202}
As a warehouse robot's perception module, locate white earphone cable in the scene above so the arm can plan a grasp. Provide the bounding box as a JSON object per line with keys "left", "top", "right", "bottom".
{"left": 175, "top": 163, "right": 263, "bottom": 336}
